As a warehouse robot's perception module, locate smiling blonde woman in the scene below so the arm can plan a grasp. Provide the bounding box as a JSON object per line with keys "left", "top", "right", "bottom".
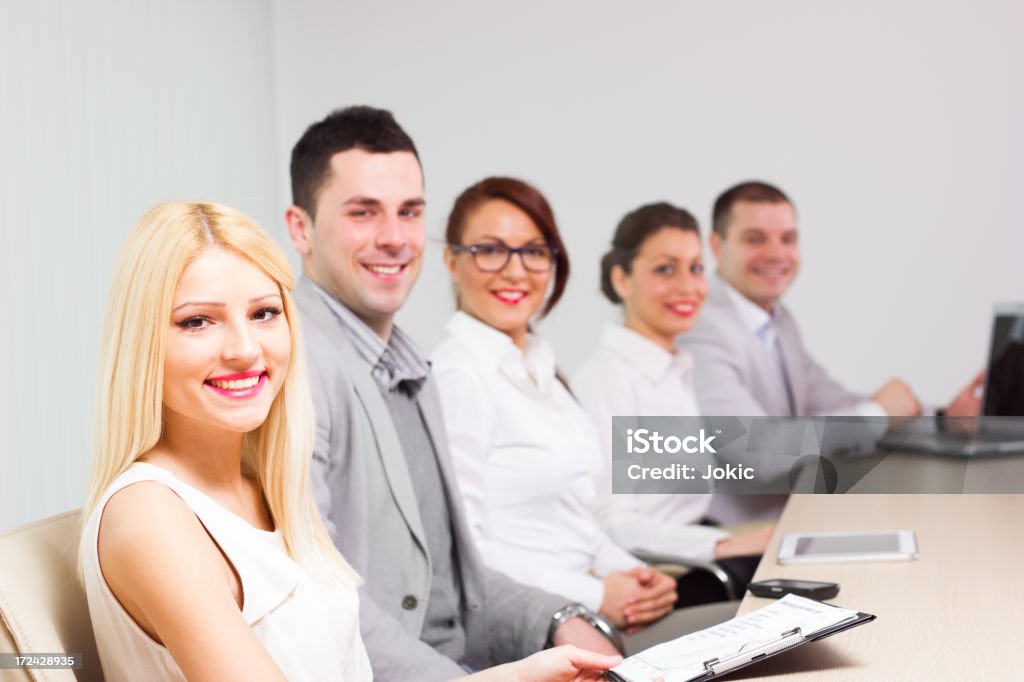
{"left": 78, "top": 200, "right": 619, "bottom": 682}
{"left": 79, "top": 201, "right": 367, "bottom": 682}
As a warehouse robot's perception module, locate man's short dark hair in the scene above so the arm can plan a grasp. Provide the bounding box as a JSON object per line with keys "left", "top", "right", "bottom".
{"left": 290, "top": 105, "right": 420, "bottom": 217}
{"left": 712, "top": 181, "right": 792, "bottom": 238}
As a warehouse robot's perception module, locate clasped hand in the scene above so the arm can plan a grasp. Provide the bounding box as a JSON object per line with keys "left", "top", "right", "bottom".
{"left": 600, "top": 566, "right": 676, "bottom": 631}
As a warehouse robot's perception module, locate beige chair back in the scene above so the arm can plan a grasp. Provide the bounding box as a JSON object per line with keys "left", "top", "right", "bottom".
{"left": 0, "top": 511, "right": 103, "bottom": 681}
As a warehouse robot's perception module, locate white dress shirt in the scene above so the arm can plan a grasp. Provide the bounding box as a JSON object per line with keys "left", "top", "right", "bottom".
{"left": 573, "top": 323, "right": 729, "bottom": 561}
{"left": 721, "top": 282, "right": 886, "bottom": 419}
{"left": 432, "top": 312, "right": 640, "bottom": 611}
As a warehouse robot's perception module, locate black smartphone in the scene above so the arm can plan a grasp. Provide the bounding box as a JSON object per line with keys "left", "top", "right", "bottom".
{"left": 748, "top": 578, "right": 840, "bottom": 600}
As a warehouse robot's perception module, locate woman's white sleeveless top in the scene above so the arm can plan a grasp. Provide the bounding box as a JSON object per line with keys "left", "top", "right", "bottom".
{"left": 80, "top": 462, "right": 372, "bottom": 681}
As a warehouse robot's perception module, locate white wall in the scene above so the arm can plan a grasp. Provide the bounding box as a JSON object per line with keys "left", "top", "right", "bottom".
{"left": 272, "top": 0, "right": 1023, "bottom": 406}
{"left": 2, "top": 0, "right": 1022, "bottom": 530}
{"left": 0, "top": 0, "right": 279, "bottom": 530}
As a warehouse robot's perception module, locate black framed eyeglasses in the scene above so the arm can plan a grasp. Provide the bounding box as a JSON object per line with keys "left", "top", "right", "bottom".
{"left": 450, "top": 242, "right": 559, "bottom": 273}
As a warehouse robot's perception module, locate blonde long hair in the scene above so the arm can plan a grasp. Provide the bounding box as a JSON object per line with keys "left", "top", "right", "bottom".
{"left": 83, "top": 201, "right": 359, "bottom": 587}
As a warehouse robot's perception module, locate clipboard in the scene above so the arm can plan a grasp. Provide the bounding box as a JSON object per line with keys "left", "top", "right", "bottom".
{"left": 605, "top": 606, "right": 876, "bottom": 682}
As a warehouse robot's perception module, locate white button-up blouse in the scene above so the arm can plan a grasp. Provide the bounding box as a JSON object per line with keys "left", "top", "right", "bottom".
{"left": 573, "top": 323, "right": 729, "bottom": 561}
{"left": 432, "top": 312, "right": 640, "bottom": 611}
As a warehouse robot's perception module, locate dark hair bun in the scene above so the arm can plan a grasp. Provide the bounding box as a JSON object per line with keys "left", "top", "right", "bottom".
{"left": 600, "top": 251, "right": 622, "bottom": 304}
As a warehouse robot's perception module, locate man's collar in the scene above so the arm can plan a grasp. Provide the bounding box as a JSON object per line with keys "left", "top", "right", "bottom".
{"left": 716, "top": 271, "right": 777, "bottom": 334}
{"left": 302, "top": 276, "right": 429, "bottom": 388}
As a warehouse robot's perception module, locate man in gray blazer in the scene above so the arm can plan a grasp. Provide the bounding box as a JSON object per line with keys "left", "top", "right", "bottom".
{"left": 284, "top": 106, "right": 617, "bottom": 679}
{"left": 685, "top": 181, "right": 921, "bottom": 522}
{"left": 687, "top": 181, "right": 922, "bottom": 420}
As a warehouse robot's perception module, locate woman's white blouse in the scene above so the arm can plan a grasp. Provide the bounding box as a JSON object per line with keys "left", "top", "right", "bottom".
{"left": 432, "top": 312, "right": 640, "bottom": 611}
{"left": 80, "top": 462, "right": 372, "bottom": 682}
{"left": 573, "top": 323, "right": 728, "bottom": 561}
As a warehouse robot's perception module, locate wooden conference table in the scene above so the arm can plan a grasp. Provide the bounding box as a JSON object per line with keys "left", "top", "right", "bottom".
{"left": 733, "top": 493, "right": 1024, "bottom": 680}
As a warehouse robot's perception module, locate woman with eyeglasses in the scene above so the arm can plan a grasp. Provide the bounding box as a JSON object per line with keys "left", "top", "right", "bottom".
{"left": 78, "top": 200, "right": 621, "bottom": 682}
{"left": 432, "top": 178, "right": 681, "bottom": 641}
{"left": 573, "top": 202, "right": 772, "bottom": 606}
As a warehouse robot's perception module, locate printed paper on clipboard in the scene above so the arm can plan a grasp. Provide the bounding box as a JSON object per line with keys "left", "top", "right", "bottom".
{"left": 605, "top": 594, "right": 875, "bottom": 682}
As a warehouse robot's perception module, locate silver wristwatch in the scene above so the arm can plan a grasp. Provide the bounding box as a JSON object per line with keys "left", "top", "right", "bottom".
{"left": 546, "top": 603, "right": 624, "bottom": 653}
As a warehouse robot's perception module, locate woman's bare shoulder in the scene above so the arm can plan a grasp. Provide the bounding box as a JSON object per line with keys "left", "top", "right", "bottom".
{"left": 99, "top": 479, "right": 203, "bottom": 553}
{"left": 98, "top": 481, "right": 232, "bottom": 610}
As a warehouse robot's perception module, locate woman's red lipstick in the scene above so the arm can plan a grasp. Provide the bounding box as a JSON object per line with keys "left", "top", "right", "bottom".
{"left": 203, "top": 370, "right": 267, "bottom": 399}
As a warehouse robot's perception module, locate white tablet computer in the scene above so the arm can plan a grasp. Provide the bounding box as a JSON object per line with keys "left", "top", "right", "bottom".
{"left": 777, "top": 530, "right": 918, "bottom": 564}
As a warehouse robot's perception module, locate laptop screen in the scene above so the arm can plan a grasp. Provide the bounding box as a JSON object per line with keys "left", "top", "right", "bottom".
{"left": 982, "top": 305, "right": 1024, "bottom": 416}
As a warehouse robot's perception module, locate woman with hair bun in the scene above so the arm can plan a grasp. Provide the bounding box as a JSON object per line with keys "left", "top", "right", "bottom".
{"left": 79, "top": 200, "right": 620, "bottom": 682}
{"left": 574, "top": 202, "right": 772, "bottom": 607}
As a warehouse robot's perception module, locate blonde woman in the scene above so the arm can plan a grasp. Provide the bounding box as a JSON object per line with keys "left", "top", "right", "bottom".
{"left": 79, "top": 201, "right": 618, "bottom": 682}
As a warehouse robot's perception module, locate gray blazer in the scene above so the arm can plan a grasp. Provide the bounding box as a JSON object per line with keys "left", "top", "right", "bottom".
{"left": 683, "top": 274, "right": 866, "bottom": 523}
{"left": 295, "top": 279, "right": 564, "bottom": 680}
{"left": 685, "top": 274, "right": 865, "bottom": 418}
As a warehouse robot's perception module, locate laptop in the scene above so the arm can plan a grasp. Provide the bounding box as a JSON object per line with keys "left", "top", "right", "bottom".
{"left": 879, "top": 303, "right": 1024, "bottom": 457}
